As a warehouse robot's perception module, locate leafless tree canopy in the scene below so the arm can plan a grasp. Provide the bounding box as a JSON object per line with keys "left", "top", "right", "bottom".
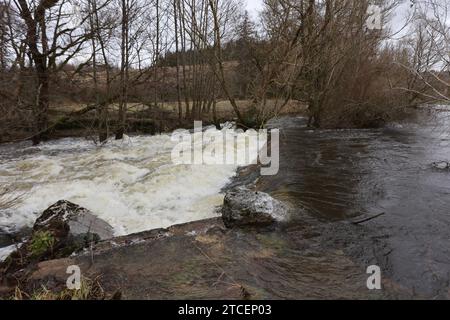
{"left": 0, "top": 0, "right": 449, "bottom": 143}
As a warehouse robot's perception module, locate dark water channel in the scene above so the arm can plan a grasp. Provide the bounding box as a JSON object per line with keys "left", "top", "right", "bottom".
{"left": 256, "top": 112, "right": 450, "bottom": 298}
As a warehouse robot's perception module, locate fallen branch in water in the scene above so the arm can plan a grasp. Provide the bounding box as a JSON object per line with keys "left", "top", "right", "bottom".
{"left": 351, "top": 212, "right": 385, "bottom": 225}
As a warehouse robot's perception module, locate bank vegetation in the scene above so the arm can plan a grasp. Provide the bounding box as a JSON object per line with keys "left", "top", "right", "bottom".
{"left": 0, "top": 0, "right": 449, "bottom": 144}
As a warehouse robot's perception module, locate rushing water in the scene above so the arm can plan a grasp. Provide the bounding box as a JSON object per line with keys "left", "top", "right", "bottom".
{"left": 0, "top": 125, "right": 261, "bottom": 236}
{"left": 1, "top": 108, "right": 450, "bottom": 298}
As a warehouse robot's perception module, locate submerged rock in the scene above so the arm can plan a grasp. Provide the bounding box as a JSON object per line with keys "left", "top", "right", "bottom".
{"left": 222, "top": 187, "right": 288, "bottom": 228}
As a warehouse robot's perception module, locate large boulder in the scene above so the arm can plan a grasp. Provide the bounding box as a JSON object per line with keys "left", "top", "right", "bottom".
{"left": 1, "top": 200, "right": 114, "bottom": 273}
{"left": 33, "top": 200, "right": 114, "bottom": 241}
{"left": 222, "top": 187, "right": 288, "bottom": 228}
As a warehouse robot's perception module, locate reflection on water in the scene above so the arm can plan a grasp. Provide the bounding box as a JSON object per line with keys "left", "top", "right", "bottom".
{"left": 258, "top": 111, "right": 450, "bottom": 298}
{"left": 261, "top": 117, "right": 383, "bottom": 220}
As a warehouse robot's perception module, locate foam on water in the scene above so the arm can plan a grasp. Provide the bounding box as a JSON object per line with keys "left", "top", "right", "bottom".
{"left": 0, "top": 128, "right": 262, "bottom": 236}
{"left": 0, "top": 244, "right": 19, "bottom": 262}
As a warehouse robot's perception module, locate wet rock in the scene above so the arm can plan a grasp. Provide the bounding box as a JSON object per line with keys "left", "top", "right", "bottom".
{"left": 0, "top": 227, "right": 31, "bottom": 248}
{"left": 0, "top": 232, "right": 11, "bottom": 248}
{"left": 34, "top": 200, "right": 114, "bottom": 241}
{"left": 222, "top": 187, "right": 287, "bottom": 228}
{"left": 1, "top": 200, "right": 114, "bottom": 273}
{"left": 432, "top": 161, "right": 450, "bottom": 170}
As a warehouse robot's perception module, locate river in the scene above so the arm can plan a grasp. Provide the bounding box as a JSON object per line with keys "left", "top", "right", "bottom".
{"left": 1, "top": 108, "right": 450, "bottom": 298}
{"left": 258, "top": 109, "right": 450, "bottom": 298}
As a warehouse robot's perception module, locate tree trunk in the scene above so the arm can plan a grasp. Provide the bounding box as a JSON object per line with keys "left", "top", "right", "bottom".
{"left": 32, "top": 59, "right": 49, "bottom": 145}
{"left": 116, "top": 0, "right": 129, "bottom": 140}
{"left": 174, "top": 0, "right": 183, "bottom": 122}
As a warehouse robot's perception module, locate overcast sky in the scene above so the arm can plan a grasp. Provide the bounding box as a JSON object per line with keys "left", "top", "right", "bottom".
{"left": 245, "top": 0, "right": 414, "bottom": 39}
{"left": 246, "top": 0, "right": 264, "bottom": 19}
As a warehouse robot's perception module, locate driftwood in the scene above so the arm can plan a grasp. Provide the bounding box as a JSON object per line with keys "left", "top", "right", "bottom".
{"left": 351, "top": 212, "right": 385, "bottom": 225}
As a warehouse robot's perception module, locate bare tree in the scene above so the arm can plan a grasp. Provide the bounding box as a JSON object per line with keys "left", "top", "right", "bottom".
{"left": 394, "top": 0, "right": 450, "bottom": 103}
{"left": 11, "top": 0, "right": 97, "bottom": 144}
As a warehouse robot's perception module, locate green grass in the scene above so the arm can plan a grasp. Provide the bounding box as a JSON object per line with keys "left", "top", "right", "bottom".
{"left": 29, "top": 231, "right": 55, "bottom": 257}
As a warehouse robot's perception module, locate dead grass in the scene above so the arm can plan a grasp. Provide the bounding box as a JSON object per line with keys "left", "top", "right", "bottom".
{"left": 12, "top": 276, "right": 106, "bottom": 300}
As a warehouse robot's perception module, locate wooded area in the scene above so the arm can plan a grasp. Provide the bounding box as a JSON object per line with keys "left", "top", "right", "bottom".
{"left": 0, "top": 0, "right": 449, "bottom": 144}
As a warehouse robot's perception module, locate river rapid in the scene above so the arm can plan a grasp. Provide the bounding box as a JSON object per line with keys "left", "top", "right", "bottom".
{"left": 0, "top": 124, "right": 262, "bottom": 236}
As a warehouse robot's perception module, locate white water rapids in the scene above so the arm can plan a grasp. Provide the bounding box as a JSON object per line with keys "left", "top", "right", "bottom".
{"left": 0, "top": 125, "right": 263, "bottom": 236}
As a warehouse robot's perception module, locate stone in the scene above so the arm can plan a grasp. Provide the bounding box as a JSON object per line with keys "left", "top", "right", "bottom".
{"left": 0, "top": 201, "right": 114, "bottom": 272}
{"left": 222, "top": 187, "right": 287, "bottom": 228}
{"left": 33, "top": 200, "right": 114, "bottom": 241}
{"left": 432, "top": 161, "right": 450, "bottom": 170}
